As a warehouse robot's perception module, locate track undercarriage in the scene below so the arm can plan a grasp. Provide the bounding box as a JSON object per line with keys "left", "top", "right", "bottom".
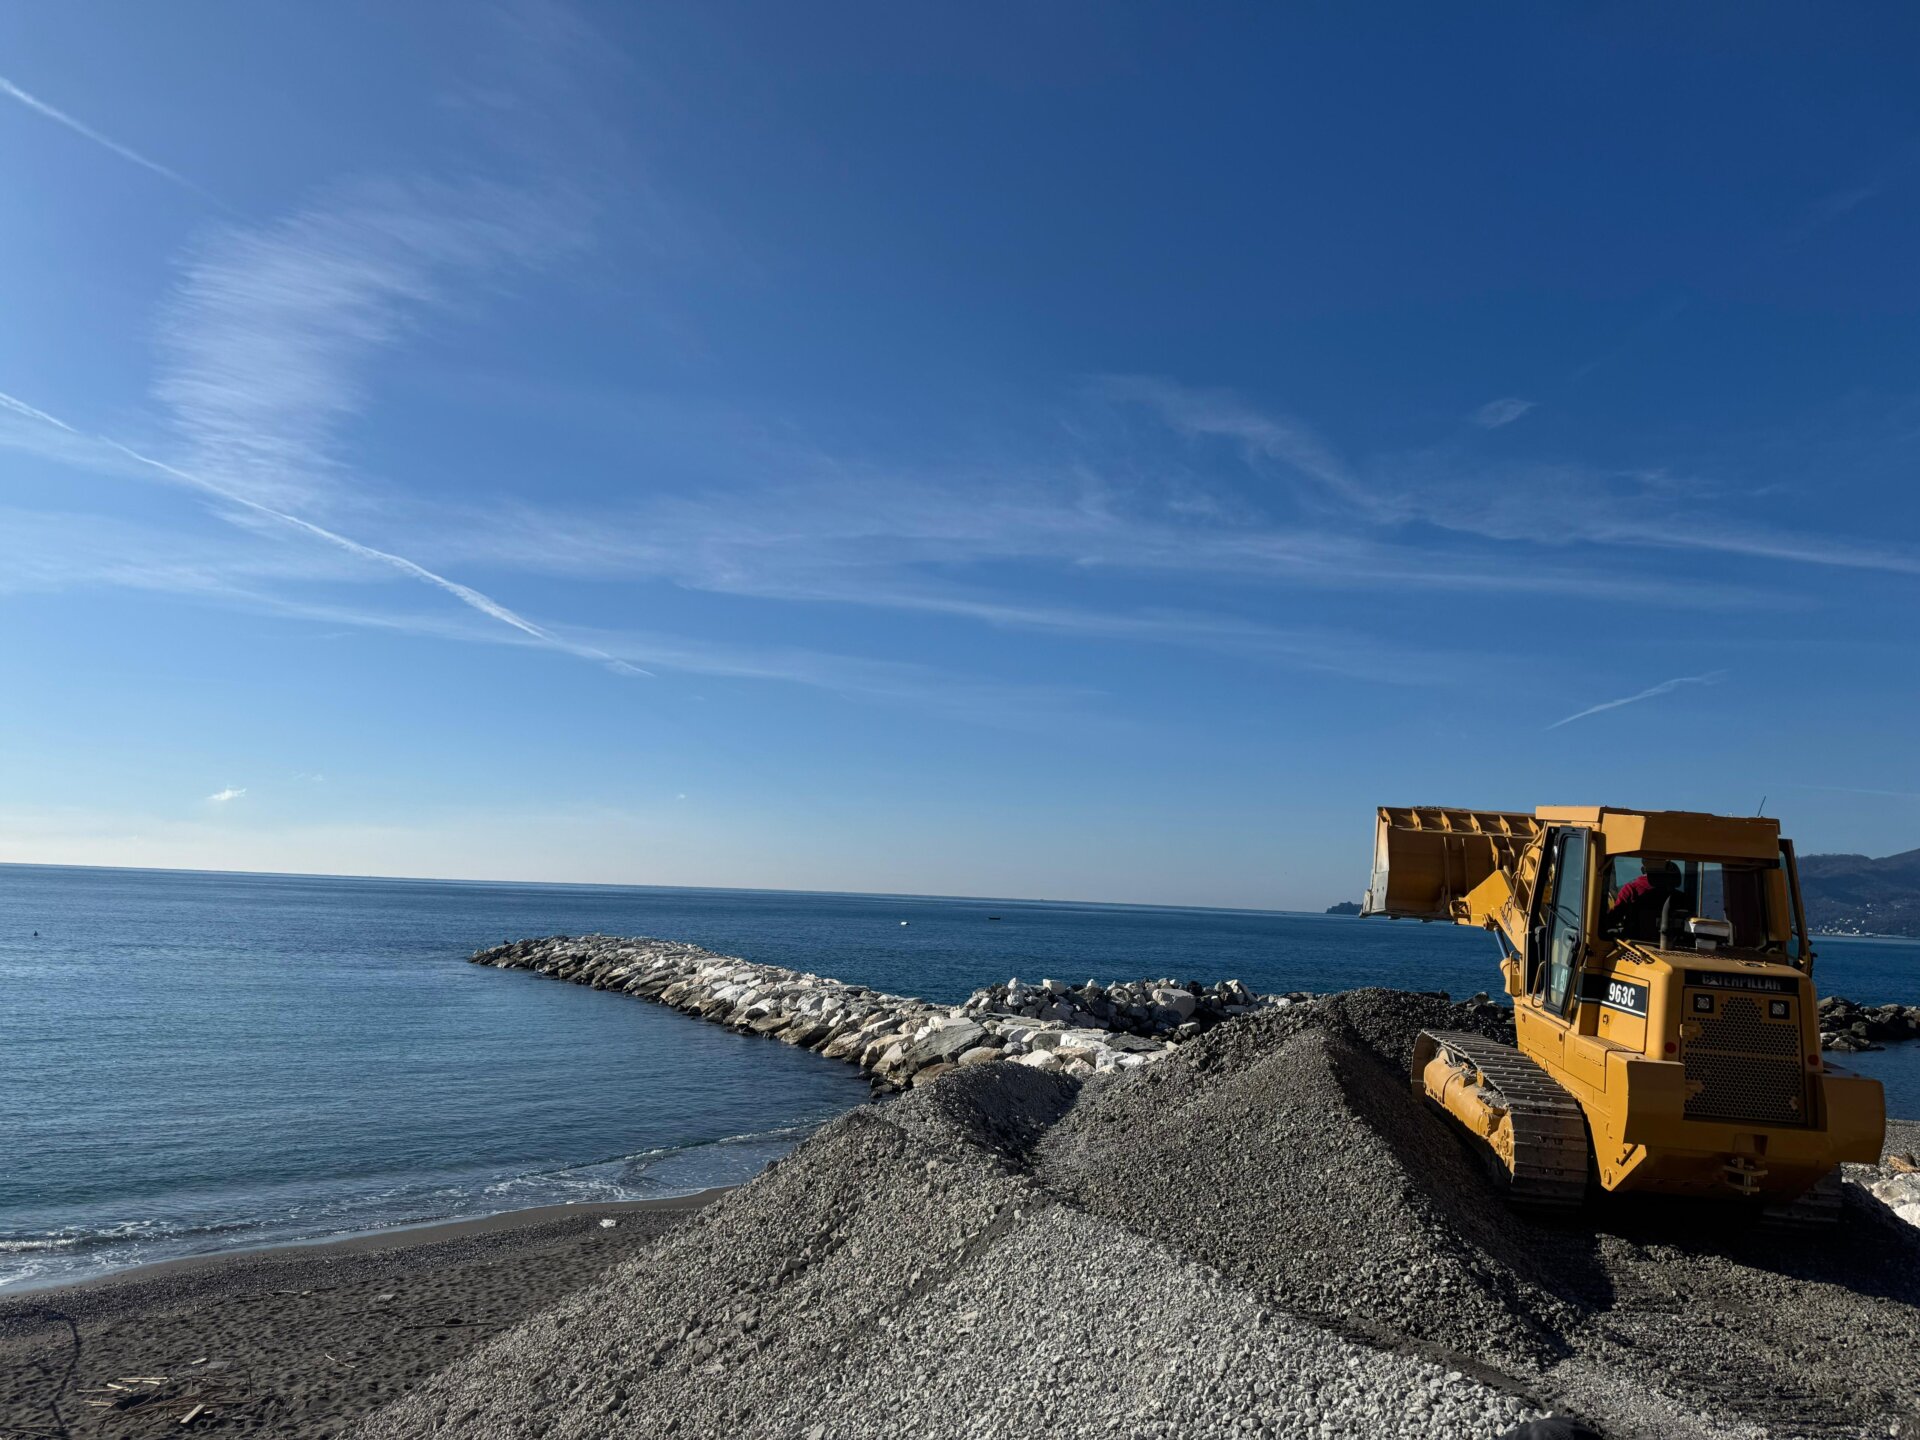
{"left": 1412, "top": 1029, "right": 1591, "bottom": 1208}
{"left": 1412, "top": 1028, "right": 1848, "bottom": 1223}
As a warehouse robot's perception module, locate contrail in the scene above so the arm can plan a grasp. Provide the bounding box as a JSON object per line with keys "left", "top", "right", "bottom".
{"left": 0, "top": 76, "right": 226, "bottom": 206}
{"left": 1546, "top": 671, "right": 1725, "bottom": 730}
{"left": 0, "top": 389, "right": 76, "bottom": 432}
{"left": 0, "top": 387, "right": 650, "bottom": 678}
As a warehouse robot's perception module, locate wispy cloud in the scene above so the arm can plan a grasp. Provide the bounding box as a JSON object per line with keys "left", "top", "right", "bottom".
{"left": 1098, "top": 380, "right": 1920, "bottom": 582}
{"left": 0, "top": 76, "right": 223, "bottom": 206}
{"left": 291, "top": 573, "right": 1122, "bottom": 726}
{"left": 25, "top": 75, "right": 651, "bottom": 677}
{"left": 0, "top": 354, "right": 1778, "bottom": 723}
{"left": 429, "top": 439, "right": 1760, "bottom": 613}
{"left": 1637, "top": 525, "right": 1920, "bottom": 576}
{"left": 1092, "top": 374, "right": 1381, "bottom": 516}
{"left": 1472, "top": 397, "right": 1535, "bottom": 429}
{"left": 206, "top": 786, "right": 247, "bottom": 803}
{"left": 0, "top": 503, "right": 385, "bottom": 601}
{"left": 156, "top": 178, "right": 573, "bottom": 512}
{"left": 1546, "top": 671, "right": 1727, "bottom": 730}
{"left": 0, "top": 388, "right": 650, "bottom": 678}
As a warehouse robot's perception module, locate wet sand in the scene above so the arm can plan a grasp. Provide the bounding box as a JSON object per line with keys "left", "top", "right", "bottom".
{"left": 0, "top": 1191, "right": 726, "bottom": 1438}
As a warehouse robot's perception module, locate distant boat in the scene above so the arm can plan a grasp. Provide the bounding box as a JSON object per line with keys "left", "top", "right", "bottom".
{"left": 987, "top": 915, "right": 1001, "bottom": 921}
{"left": 900, "top": 920, "right": 909, "bottom": 926}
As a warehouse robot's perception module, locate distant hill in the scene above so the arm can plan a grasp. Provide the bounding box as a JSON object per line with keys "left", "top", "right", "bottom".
{"left": 1325, "top": 901, "right": 1362, "bottom": 916}
{"left": 1798, "top": 848, "right": 1920, "bottom": 937}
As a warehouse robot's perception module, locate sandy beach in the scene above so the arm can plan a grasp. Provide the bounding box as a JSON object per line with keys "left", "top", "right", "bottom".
{"left": 0, "top": 1191, "right": 725, "bottom": 1439}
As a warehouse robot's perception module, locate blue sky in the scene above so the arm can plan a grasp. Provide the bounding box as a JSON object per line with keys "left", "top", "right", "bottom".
{"left": 3, "top": 3, "right": 1918, "bottom": 908}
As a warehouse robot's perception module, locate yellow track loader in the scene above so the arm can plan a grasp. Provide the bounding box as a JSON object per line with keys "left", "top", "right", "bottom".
{"left": 1363, "top": 806, "right": 1884, "bottom": 1210}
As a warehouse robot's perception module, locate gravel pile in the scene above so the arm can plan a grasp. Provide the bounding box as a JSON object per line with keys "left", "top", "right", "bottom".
{"left": 1042, "top": 989, "right": 1920, "bottom": 1438}
{"left": 354, "top": 990, "right": 1920, "bottom": 1440}
{"left": 351, "top": 1048, "right": 1538, "bottom": 1439}
{"left": 1038, "top": 989, "right": 1566, "bottom": 1364}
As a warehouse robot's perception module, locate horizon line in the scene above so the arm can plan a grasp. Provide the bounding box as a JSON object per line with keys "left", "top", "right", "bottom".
{"left": 0, "top": 857, "right": 1346, "bottom": 919}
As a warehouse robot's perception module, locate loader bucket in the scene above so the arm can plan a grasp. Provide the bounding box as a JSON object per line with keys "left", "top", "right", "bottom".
{"left": 1361, "top": 806, "right": 1541, "bottom": 922}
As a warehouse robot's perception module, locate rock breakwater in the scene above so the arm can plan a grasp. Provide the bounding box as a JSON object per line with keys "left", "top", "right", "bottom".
{"left": 470, "top": 935, "right": 1287, "bottom": 1090}
{"left": 1820, "top": 994, "right": 1920, "bottom": 1052}
{"left": 958, "top": 974, "right": 1297, "bottom": 1039}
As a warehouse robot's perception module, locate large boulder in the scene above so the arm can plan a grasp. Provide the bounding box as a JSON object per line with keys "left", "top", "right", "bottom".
{"left": 1151, "top": 987, "right": 1198, "bottom": 1021}
{"left": 909, "top": 1021, "right": 990, "bottom": 1067}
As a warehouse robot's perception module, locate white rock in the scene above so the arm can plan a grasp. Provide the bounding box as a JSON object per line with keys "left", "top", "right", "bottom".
{"left": 1152, "top": 987, "right": 1198, "bottom": 1020}
{"left": 1052, "top": 1029, "right": 1111, "bottom": 1052}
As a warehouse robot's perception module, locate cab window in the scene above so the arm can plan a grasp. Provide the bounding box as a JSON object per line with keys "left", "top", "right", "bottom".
{"left": 1780, "top": 844, "right": 1808, "bottom": 964}
{"left": 1602, "top": 856, "right": 1774, "bottom": 950}
{"left": 1541, "top": 831, "right": 1588, "bottom": 1014}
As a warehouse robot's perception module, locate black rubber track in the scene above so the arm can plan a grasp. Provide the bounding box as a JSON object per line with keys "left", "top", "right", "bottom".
{"left": 1417, "top": 1029, "right": 1591, "bottom": 1208}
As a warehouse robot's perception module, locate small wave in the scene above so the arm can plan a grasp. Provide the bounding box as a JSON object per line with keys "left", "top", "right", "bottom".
{"left": 0, "top": 1117, "right": 842, "bottom": 1292}
{"left": 0, "top": 1236, "right": 84, "bottom": 1254}
{"left": 0, "top": 1214, "right": 265, "bottom": 1256}
{"left": 484, "top": 1118, "right": 830, "bottom": 1187}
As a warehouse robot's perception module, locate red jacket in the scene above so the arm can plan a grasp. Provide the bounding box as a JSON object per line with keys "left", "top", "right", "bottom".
{"left": 1606, "top": 873, "right": 1677, "bottom": 932}
{"left": 1612, "top": 875, "right": 1656, "bottom": 908}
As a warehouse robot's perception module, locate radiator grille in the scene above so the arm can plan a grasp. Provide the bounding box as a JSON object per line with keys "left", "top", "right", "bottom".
{"left": 1683, "top": 995, "right": 1807, "bottom": 1126}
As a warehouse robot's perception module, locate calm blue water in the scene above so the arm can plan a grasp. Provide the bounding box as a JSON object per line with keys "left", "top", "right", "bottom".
{"left": 2, "top": 863, "right": 1915, "bottom": 1290}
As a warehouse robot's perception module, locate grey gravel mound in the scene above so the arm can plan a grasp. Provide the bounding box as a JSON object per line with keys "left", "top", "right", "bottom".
{"left": 1038, "top": 990, "right": 1574, "bottom": 1365}
{"left": 352, "top": 1057, "right": 1538, "bottom": 1440}
{"left": 353, "top": 990, "right": 1920, "bottom": 1440}
{"left": 1043, "top": 990, "right": 1920, "bottom": 1439}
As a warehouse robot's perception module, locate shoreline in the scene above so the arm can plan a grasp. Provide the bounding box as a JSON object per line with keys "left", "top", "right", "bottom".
{"left": 0, "top": 1188, "right": 735, "bottom": 1303}
{"left": 17, "top": 1113, "right": 1917, "bottom": 1305}
{"left": 0, "top": 1191, "right": 727, "bottom": 1438}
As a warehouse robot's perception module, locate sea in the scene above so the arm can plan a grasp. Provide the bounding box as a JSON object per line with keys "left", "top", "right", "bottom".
{"left": 3, "top": 862, "right": 1916, "bottom": 1292}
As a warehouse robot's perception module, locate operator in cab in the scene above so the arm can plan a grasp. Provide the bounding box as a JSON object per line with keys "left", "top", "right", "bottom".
{"left": 1604, "top": 858, "right": 1682, "bottom": 941}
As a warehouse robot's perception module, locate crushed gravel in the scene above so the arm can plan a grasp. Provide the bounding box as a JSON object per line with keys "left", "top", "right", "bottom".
{"left": 1042, "top": 989, "right": 1920, "bottom": 1439}
{"left": 352, "top": 990, "right": 1920, "bottom": 1440}
{"left": 1038, "top": 989, "right": 1574, "bottom": 1366}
